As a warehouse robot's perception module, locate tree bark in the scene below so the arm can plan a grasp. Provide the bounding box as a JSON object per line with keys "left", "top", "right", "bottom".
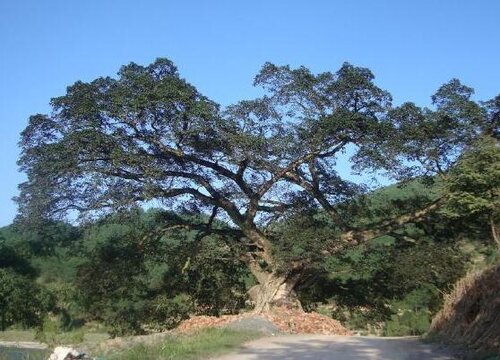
{"left": 248, "top": 271, "right": 303, "bottom": 313}
{"left": 239, "top": 228, "right": 304, "bottom": 313}
{"left": 490, "top": 217, "right": 500, "bottom": 248}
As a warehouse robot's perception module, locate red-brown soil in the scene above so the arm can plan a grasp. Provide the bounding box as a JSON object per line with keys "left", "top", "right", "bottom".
{"left": 177, "top": 307, "right": 351, "bottom": 335}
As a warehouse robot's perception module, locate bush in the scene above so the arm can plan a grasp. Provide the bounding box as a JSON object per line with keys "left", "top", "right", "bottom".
{"left": 384, "top": 309, "right": 431, "bottom": 336}
{"left": 102, "top": 302, "right": 147, "bottom": 337}
{"left": 75, "top": 221, "right": 149, "bottom": 336}
{"left": 332, "top": 306, "right": 388, "bottom": 334}
{"left": 185, "top": 235, "right": 248, "bottom": 316}
{"left": 34, "top": 316, "right": 60, "bottom": 344}
{"left": 146, "top": 294, "right": 192, "bottom": 331}
{"left": 0, "top": 269, "right": 54, "bottom": 330}
{"left": 383, "top": 286, "right": 440, "bottom": 336}
{"left": 34, "top": 316, "right": 86, "bottom": 345}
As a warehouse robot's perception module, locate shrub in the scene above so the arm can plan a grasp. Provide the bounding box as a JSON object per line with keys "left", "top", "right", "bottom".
{"left": 384, "top": 310, "right": 431, "bottom": 336}
{"left": 146, "top": 294, "right": 192, "bottom": 331}
{"left": 382, "top": 286, "right": 440, "bottom": 336}
{"left": 0, "top": 269, "right": 54, "bottom": 330}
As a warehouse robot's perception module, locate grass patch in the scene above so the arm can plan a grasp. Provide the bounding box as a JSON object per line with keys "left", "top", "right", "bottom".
{"left": 0, "top": 330, "right": 36, "bottom": 342}
{"left": 99, "top": 328, "right": 262, "bottom": 360}
{"left": 0, "top": 347, "right": 50, "bottom": 360}
{"left": 0, "top": 328, "right": 109, "bottom": 347}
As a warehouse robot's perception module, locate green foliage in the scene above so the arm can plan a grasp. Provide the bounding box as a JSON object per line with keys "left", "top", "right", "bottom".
{"left": 440, "top": 136, "right": 500, "bottom": 245}
{"left": 73, "top": 209, "right": 248, "bottom": 335}
{"left": 34, "top": 316, "right": 97, "bottom": 346}
{"left": 0, "top": 269, "right": 54, "bottom": 330}
{"left": 297, "top": 217, "right": 468, "bottom": 333}
{"left": 1, "top": 221, "right": 87, "bottom": 332}
{"left": 183, "top": 235, "right": 248, "bottom": 315}
{"left": 442, "top": 136, "right": 499, "bottom": 216}
{"left": 384, "top": 309, "right": 431, "bottom": 336}
{"left": 0, "top": 233, "right": 56, "bottom": 331}
{"left": 0, "top": 240, "right": 37, "bottom": 278}
{"left": 377, "top": 242, "right": 468, "bottom": 296}
{"left": 34, "top": 316, "right": 62, "bottom": 344}
{"left": 270, "top": 211, "right": 341, "bottom": 270}
{"left": 382, "top": 79, "right": 486, "bottom": 180}
{"left": 383, "top": 286, "right": 440, "bottom": 336}
{"left": 147, "top": 294, "right": 192, "bottom": 331}
{"left": 331, "top": 305, "right": 390, "bottom": 333}
{"left": 1, "top": 221, "right": 81, "bottom": 257}
{"left": 76, "top": 220, "right": 150, "bottom": 336}
{"left": 338, "top": 179, "right": 439, "bottom": 229}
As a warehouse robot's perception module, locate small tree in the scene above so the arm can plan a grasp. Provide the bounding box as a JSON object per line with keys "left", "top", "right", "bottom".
{"left": 440, "top": 135, "right": 500, "bottom": 247}
{"left": 17, "top": 58, "right": 496, "bottom": 311}
{"left": 0, "top": 239, "right": 53, "bottom": 330}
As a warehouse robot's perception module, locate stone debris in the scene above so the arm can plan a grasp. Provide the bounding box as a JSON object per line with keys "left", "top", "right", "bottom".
{"left": 225, "top": 316, "right": 281, "bottom": 335}
{"left": 177, "top": 307, "right": 351, "bottom": 335}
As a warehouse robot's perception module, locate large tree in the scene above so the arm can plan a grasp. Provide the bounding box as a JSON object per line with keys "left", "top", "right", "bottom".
{"left": 17, "top": 58, "right": 496, "bottom": 312}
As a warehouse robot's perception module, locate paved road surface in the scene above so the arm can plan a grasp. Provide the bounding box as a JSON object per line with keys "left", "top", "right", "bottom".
{"left": 214, "top": 335, "right": 460, "bottom": 360}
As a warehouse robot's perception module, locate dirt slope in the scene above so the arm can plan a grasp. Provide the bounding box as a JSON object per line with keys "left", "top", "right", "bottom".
{"left": 429, "top": 263, "right": 500, "bottom": 356}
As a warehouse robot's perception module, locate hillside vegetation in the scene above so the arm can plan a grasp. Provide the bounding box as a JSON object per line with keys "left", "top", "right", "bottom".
{"left": 1, "top": 178, "right": 497, "bottom": 340}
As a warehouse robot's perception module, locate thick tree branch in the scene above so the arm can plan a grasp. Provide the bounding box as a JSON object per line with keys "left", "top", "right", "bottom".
{"left": 284, "top": 170, "right": 348, "bottom": 230}
{"left": 307, "top": 159, "right": 349, "bottom": 230}
{"left": 340, "top": 198, "right": 442, "bottom": 243}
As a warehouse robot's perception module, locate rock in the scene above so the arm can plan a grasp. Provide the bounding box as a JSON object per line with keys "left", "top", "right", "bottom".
{"left": 48, "top": 346, "right": 91, "bottom": 360}
{"left": 225, "top": 316, "right": 281, "bottom": 335}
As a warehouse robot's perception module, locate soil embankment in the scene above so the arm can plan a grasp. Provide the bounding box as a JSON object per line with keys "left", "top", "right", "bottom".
{"left": 429, "top": 263, "right": 500, "bottom": 357}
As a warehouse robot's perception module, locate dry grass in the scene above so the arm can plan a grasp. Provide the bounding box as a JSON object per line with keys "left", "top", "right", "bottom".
{"left": 429, "top": 263, "right": 500, "bottom": 356}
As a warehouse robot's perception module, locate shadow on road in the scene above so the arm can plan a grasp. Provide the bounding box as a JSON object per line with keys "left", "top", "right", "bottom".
{"left": 216, "top": 335, "right": 460, "bottom": 360}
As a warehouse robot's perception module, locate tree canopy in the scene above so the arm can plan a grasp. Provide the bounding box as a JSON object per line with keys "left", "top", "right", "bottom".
{"left": 17, "top": 58, "right": 498, "bottom": 311}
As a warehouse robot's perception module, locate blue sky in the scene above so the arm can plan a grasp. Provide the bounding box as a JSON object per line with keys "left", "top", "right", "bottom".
{"left": 1, "top": 0, "right": 499, "bottom": 226}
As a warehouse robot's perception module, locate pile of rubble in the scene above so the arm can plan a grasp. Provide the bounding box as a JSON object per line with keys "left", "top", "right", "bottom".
{"left": 263, "top": 307, "right": 351, "bottom": 335}
{"left": 176, "top": 314, "right": 239, "bottom": 332}
{"left": 177, "top": 307, "right": 351, "bottom": 335}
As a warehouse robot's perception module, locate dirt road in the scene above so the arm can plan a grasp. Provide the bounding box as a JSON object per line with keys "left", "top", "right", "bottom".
{"left": 214, "top": 335, "right": 460, "bottom": 360}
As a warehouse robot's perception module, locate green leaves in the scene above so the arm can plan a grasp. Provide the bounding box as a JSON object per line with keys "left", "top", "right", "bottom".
{"left": 379, "top": 79, "right": 493, "bottom": 181}
{"left": 0, "top": 248, "right": 55, "bottom": 330}
{"left": 440, "top": 136, "right": 500, "bottom": 246}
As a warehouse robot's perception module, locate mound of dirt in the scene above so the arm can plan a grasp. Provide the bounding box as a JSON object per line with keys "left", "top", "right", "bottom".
{"left": 429, "top": 263, "right": 500, "bottom": 356}
{"left": 177, "top": 307, "right": 351, "bottom": 335}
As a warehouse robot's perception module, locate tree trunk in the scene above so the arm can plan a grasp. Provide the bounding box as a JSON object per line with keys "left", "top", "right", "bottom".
{"left": 248, "top": 271, "right": 303, "bottom": 313}
{"left": 239, "top": 226, "right": 304, "bottom": 313}
{"left": 490, "top": 217, "right": 500, "bottom": 248}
